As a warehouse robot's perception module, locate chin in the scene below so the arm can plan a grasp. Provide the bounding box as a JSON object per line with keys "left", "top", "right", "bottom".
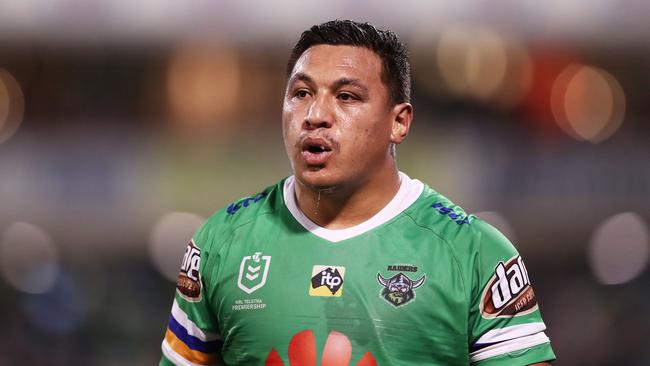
{"left": 295, "top": 168, "right": 344, "bottom": 192}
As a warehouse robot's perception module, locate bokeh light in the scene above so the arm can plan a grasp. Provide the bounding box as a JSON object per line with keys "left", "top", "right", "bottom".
{"left": 474, "top": 211, "right": 517, "bottom": 244}
{"left": 436, "top": 25, "right": 508, "bottom": 101}
{"left": 0, "top": 222, "right": 59, "bottom": 294}
{"left": 551, "top": 63, "right": 626, "bottom": 143}
{"left": 521, "top": 49, "right": 577, "bottom": 135}
{"left": 149, "top": 212, "right": 204, "bottom": 282}
{"left": 492, "top": 41, "right": 533, "bottom": 109}
{"left": 166, "top": 44, "right": 241, "bottom": 135}
{"left": 589, "top": 212, "right": 649, "bottom": 285}
{"left": 0, "top": 69, "right": 25, "bottom": 144}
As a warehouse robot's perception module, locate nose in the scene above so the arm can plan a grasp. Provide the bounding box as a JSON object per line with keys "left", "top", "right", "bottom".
{"left": 304, "top": 94, "right": 333, "bottom": 129}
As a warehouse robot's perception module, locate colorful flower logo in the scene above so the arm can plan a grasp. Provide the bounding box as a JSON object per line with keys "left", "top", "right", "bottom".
{"left": 265, "top": 329, "right": 377, "bottom": 366}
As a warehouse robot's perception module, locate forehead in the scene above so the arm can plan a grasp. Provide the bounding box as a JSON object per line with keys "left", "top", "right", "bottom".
{"left": 290, "top": 44, "right": 384, "bottom": 84}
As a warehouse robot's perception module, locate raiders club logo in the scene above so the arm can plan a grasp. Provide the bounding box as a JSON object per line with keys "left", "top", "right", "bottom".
{"left": 176, "top": 240, "right": 202, "bottom": 302}
{"left": 377, "top": 272, "right": 426, "bottom": 307}
{"left": 480, "top": 255, "right": 539, "bottom": 319}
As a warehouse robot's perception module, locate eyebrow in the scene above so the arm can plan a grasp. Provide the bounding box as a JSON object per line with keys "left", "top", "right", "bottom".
{"left": 288, "top": 72, "right": 315, "bottom": 88}
{"left": 288, "top": 72, "right": 369, "bottom": 94}
{"left": 332, "top": 77, "right": 369, "bottom": 94}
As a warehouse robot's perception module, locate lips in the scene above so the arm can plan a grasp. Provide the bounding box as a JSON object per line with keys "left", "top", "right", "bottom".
{"left": 300, "top": 137, "right": 334, "bottom": 166}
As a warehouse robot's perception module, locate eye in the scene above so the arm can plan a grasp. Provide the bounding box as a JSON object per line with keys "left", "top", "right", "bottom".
{"left": 339, "top": 93, "right": 352, "bottom": 100}
{"left": 294, "top": 89, "right": 310, "bottom": 99}
{"left": 338, "top": 92, "right": 356, "bottom": 101}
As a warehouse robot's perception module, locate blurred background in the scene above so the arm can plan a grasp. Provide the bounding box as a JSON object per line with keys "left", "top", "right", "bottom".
{"left": 0, "top": 1, "right": 649, "bottom": 365}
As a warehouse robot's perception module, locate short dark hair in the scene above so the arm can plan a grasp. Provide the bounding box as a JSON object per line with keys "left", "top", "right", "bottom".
{"left": 287, "top": 20, "right": 411, "bottom": 105}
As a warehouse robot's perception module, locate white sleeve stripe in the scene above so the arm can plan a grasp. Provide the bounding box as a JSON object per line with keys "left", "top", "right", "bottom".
{"left": 474, "top": 322, "right": 546, "bottom": 345}
{"left": 162, "top": 340, "right": 217, "bottom": 366}
{"left": 171, "top": 299, "right": 221, "bottom": 341}
{"left": 469, "top": 331, "right": 550, "bottom": 363}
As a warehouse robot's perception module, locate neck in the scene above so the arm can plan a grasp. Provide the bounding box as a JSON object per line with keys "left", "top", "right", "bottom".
{"left": 294, "top": 165, "right": 401, "bottom": 229}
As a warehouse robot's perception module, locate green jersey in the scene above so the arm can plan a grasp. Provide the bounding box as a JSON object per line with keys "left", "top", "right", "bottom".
{"left": 160, "top": 173, "right": 555, "bottom": 366}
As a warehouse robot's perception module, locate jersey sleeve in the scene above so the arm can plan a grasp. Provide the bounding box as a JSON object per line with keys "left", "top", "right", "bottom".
{"left": 468, "top": 219, "right": 556, "bottom": 365}
{"left": 160, "top": 221, "right": 223, "bottom": 366}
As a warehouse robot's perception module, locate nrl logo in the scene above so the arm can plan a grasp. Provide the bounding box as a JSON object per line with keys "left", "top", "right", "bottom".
{"left": 238, "top": 252, "right": 271, "bottom": 294}
{"left": 377, "top": 272, "right": 426, "bottom": 307}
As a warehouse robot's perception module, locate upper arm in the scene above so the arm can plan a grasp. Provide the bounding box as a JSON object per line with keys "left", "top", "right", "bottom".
{"left": 160, "top": 219, "right": 225, "bottom": 366}
{"left": 467, "top": 220, "right": 556, "bottom": 365}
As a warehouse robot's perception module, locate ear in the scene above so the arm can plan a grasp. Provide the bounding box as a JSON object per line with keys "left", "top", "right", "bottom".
{"left": 390, "top": 103, "right": 413, "bottom": 145}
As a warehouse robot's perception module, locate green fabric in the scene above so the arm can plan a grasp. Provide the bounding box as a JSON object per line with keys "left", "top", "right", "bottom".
{"left": 160, "top": 177, "right": 555, "bottom": 365}
{"left": 160, "top": 354, "right": 174, "bottom": 366}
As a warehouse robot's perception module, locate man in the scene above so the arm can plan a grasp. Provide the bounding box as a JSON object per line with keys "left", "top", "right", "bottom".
{"left": 160, "top": 20, "right": 555, "bottom": 366}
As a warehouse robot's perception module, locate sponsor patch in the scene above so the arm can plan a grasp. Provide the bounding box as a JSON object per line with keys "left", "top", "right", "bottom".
{"left": 237, "top": 252, "right": 272, "bottom": 294}
{"left": 265, "top": 329, "right": 377, "bottom": 365}
{"left": 176, "top": 240, "right": 202, "bottom": 302}
{"left": 309, "top": 265, "right": 345, "bottom": 297}
{"left": 431, "top": 202, "right": 473, "bottom": 225}
{"left": 480, "top": 255, "right": 538, "bottom": 318}
{"left": 226, "top": 191, "right": 268, "bottom": 215}
{"left": 377, "top": 272, "right": 425, "bottom": 307}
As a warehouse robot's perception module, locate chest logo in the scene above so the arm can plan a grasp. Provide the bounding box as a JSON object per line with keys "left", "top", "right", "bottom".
{"left": 309, "top": 265, "right": 346, "bottom": 297}
{"left": 377, "top": 272, "right": 425, "bottom": 307}
{"left": 265, "top": 329, "right": 377, "bottom": 366}
{"left": 237, "top": 252, "right": 271, "bottom": 294}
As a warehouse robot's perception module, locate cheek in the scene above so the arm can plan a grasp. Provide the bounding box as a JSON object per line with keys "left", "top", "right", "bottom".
{"left": 282, "top": 108, "right": 298, "bottom": 138}
{"left": 281, "top": 121, "right": 293, "bottom": 155}
{"left": 339, "top": 114, "right": 389, "bottom": 150}
{"left": 338, "top": 107, "right": 373, "bottom": 135}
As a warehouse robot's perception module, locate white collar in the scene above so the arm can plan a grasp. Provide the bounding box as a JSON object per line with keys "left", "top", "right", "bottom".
{"left": 283, "top": 171, "right": 424, "bottom": 243}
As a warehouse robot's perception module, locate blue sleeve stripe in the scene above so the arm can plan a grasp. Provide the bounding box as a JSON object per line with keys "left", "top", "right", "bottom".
{"left": 168, "top": 315, "right": 220, "bottom": 353}
{"left": 470, "top": 341, "right": 498, "bottom": 353}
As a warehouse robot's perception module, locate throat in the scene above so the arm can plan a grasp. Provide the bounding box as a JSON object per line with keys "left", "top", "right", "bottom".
{"left": 314, "top": 189, "right": 321, "bottom": 217}
{"left": 293, "top": 174, "right": 401, "bottom": 230}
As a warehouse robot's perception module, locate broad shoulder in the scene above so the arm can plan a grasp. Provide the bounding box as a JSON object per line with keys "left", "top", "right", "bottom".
{"left": 403, "top": 186, "right": 517, "bottom": 258}
{"left": 192, "top": 179, "right": 286, "bottom": 252}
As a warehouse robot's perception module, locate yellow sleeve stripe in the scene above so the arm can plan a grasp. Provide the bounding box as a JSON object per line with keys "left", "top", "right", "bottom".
{"left": 164, "top": 328, "right": 218, "bottom": 365}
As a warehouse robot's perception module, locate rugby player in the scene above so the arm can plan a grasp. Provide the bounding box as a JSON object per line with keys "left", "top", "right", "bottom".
{"left": 160, "top": 20, "right": 555, "bottom": 366}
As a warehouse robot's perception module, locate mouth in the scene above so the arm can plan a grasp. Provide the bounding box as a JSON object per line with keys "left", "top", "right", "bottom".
{"left": 300, "top": 137, "right": 334, "bottom": 166}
